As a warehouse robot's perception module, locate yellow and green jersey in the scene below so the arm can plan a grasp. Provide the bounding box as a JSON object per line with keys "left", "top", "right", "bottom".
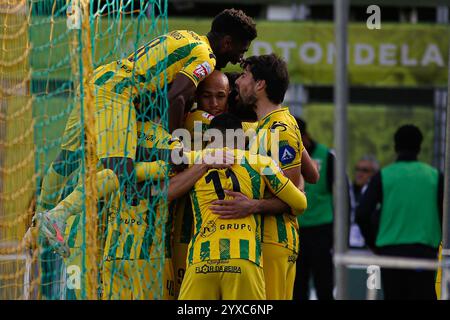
{"left": 64, "top": 187, "right": 113, "bottom": 251}
{"left": 136, "top": 120, "right": 183, "bottom": 163}
{"left": 92, "top": 30, "right": 216, "bottom": 101}
{"left": 65, "top": 215, "right": 83, "bottom": 249}
{"left": 242, "top": 121, "right": 258, "bottom": 133}
{"left": 102, "top": 193, "right": 172, "bottom": 261}
{"left": 64, "top": 119, "right": 180, "bottom": 255}
{"left": 184, "top": 109, "right": 214, "bottom": 137}
{"left": 251, "top": 107, "right": 304, "bottom": 253}
{"left": 187, "top": 149, "right": 293, "bottom": 268}
{"left": 102, "top": 120, "right": 179, "bottom": 261}
{"left": 102, "top": 196, "right": 155, "bottom": 260}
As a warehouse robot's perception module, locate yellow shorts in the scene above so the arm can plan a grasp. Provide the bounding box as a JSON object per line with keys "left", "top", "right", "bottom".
{"left": 262, "top": 243, "right": 297, "bottom": 300}
{"left": 61, "top": 87, "right": 137, "bottom": 160}
{"left": 179, "top": 259, "right": 265, "bottom": 300}
{"left": 101, "top": 258, "right": 174, "bottom": 300}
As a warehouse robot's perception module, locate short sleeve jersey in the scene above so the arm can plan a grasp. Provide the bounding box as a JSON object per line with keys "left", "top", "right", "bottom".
{"left": 187, "top": 149, "right": 291, "bottom": 268}
{"left": 250, "top": 107, "right": 304, "bottom": 253}
{"left": 102, "top": 121, "right": 180, "bottom": 261}
{"left": 184, "top": 109, "right": 214, "bottom": 150}
{"left": 92, "top": 30, "right": 216, "bottom": 100}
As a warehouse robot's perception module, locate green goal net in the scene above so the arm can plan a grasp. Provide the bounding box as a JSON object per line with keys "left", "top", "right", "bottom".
{"left": 0, "top": 0, "right": 170, "bottom": 300}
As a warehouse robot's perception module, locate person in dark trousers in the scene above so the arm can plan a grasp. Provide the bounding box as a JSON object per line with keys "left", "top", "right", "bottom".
{"left": 356, "top": 124, "right": 443, "bottom": 300}
{"left": 349, "top": 155, "right": 379, "bottom": 249}
{"left": 293, "top": 118, "right": 335, "bottom": 300}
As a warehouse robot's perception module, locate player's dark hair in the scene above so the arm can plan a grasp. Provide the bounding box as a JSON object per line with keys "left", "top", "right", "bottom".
{"left": 209, "top": 113, "right": 243, "bottom": 133}
{"left": 210, "top": 9, "right": 257, "bottom": 43}
{"left": 224, "top": 71, "right": 241, "bottom": 88}
{"left": 241, "top": 54, "right": 289, "bottom": 105}
{"left": 225, "top": 71, "right": 257, "bottom": 122}
{"left": 394, "top": 124, "right": 423, "bottom": 154}
{"left": 296, "top": 117, "right": 307, "bottom": 135}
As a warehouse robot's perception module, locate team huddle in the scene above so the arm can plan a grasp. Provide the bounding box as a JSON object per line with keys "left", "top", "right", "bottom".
{"left": 27, "top": 8, "right": 320, "bottom": 300}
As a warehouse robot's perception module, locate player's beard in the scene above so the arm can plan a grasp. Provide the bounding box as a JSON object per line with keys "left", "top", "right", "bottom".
{"left": 238, "top": 91, "right": 257, "bottom": 111}
{"left": 227, "top": 89, "right": 257, "bottom": 122}
{"left": 234, "top": 95, "right": 258, "bottom": 122}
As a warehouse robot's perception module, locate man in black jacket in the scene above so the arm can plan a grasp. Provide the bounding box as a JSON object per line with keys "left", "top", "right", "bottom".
{"left": 356, "top": 124, "right": 443, "bottom": 300}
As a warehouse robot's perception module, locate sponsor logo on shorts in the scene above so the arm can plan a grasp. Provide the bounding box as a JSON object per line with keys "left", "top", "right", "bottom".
{"left": 195, "top": 264, "right": 242, "bottom": 274}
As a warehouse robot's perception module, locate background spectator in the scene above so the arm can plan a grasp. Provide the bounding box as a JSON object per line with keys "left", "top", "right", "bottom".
{"left": 349, "top": 155, "right": 379, "bottom": 249}
{"left": 356, "top": 124, "right": 443, "bottom": 300}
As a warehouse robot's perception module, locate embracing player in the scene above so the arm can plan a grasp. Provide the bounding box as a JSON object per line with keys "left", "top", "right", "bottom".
{"left": 32, "top": 9, "right": 257, "bottom": 255}
{"left": 211, "top": 54, "right": 319, "bottom": 300}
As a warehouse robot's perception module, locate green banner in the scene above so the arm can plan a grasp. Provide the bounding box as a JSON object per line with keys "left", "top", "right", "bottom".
{"left": 30, "top": 18, "right": 450, "bottom": 87}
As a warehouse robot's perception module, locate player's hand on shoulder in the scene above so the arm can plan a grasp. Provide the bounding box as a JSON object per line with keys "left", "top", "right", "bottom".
{"left": 203, "top": 148, "right": 234, "bottom": 169}
{"left": 210, "top": 190, "right": 256, "bottom": 219}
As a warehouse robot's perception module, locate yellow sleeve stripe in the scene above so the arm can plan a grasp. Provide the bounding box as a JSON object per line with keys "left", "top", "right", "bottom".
{"left": 273, "top": 180, "right": 290, "bottom": 196}
{"left": 281, "top": 161, "right": 301, "bottom": 171}
{"left": 179, "top": 70, "right": 200, "bottom": 87}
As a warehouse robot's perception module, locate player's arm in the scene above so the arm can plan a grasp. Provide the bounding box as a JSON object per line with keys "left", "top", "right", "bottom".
{"left": 212, "top": 135, "right": 305, "bottom": 219}
{"left": 169, "top": 45, "right": 215, "bottom": 132}
{"left": 210, "top": 188, "right": 306, "bottom": 219}
{"left": 167, "top": 164, "right": 210, "bottom": 202}
{"left": 211, "top": 190, "right": 292, "bottom": 220}
{"left": 301, "top": 148, "right": 320, "bottom": 184}
{"left": 167, "top": 149, "right": 234, "bottom": 201}
{"left": 283, "top": 166, "right": 301, "bottom": 187}
{"left": 249, "top": 163, "right": 303, "bottom": 215}
{"left": 101, "top": 157, "right": 139, "bottom": 206}
{"left": 168, "top": 73, "right": 196, "bottom": 132}
{"left": 135, "top": 160, "right": 167, "bottom": 181}
{"left": 262, "top": 162, "right": 307, "bottom": 214}
{"left": 134, "top": 138, "right": 186, "bottom": 181}
{"left": 211, "top": 159, "right": 306, "bottom": 219}
{"left": 251, "top": 159, "right": 304, "bottom": 216}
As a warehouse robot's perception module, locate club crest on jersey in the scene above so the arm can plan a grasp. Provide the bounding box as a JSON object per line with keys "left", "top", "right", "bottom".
{"left": 193, "top": 62, "right": 212, "bottom": 81}
{"left": 200, "top": 220, "right": 216, "bottom": 238}
{"left": 279, "top": 145, "right": 296, "bottom": 165}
